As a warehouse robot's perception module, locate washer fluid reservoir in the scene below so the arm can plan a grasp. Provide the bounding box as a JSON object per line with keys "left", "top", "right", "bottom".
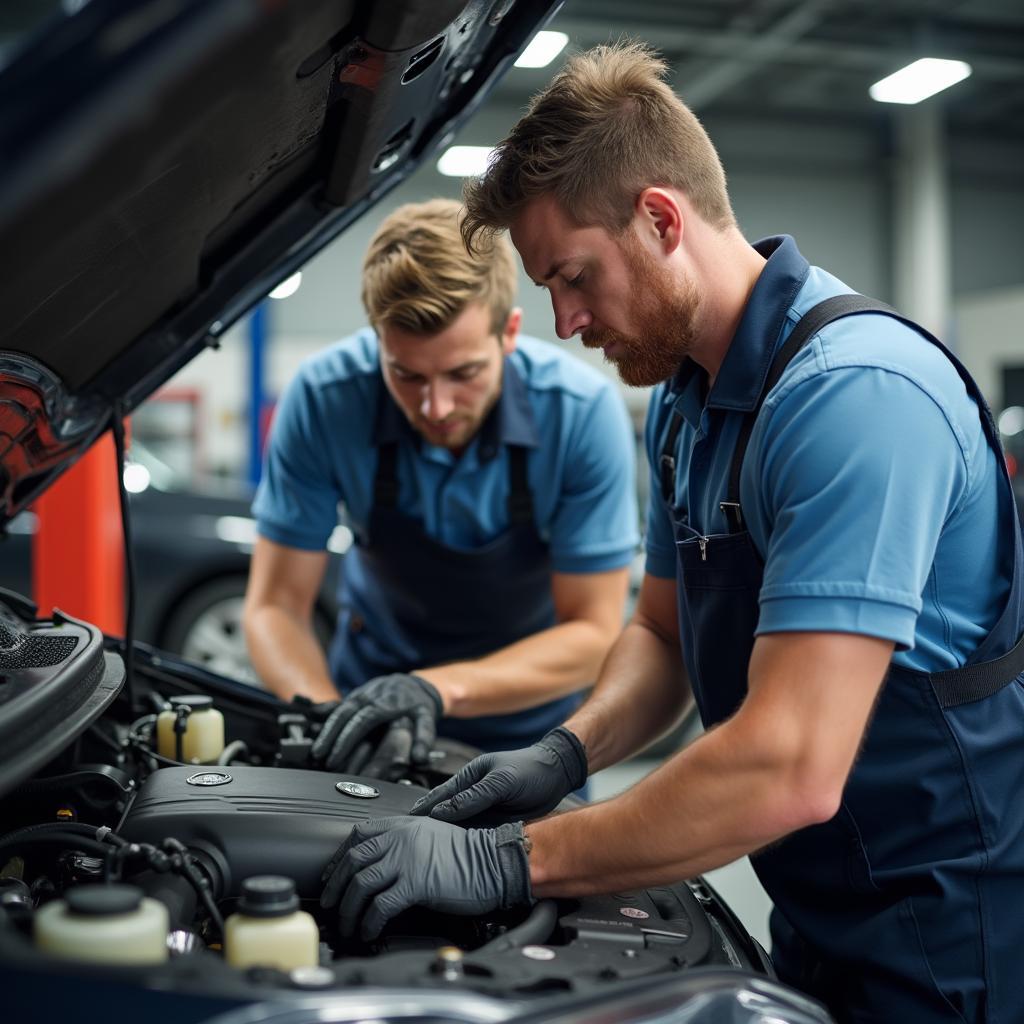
{"left": 157, "top": 694, "right": 225, "bottom": 764}
{"left": 225, "top": 875, "right": 319, "bottom": 971}
{"left": 35, "top": 884, "right": 169, "bottom": 964}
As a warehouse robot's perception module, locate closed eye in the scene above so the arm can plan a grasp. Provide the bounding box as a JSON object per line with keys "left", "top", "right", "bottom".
{"left": 390, "top": 368, "right": 423, "bottom": 383}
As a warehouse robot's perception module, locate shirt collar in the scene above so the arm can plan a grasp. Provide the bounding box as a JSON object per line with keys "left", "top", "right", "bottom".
{"left": 668, "top": 235, "right": 810, "bottom": 414}
{"left": 373, "top": 356, "right": 539, "bottom": 460}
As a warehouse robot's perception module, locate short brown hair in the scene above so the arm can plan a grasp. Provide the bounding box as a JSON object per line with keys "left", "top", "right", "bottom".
{"left": 362, "top": 197, "right": 516, "bottom": 335}
{"left": 462, "top": 41, "right": 735, "bottom": 250}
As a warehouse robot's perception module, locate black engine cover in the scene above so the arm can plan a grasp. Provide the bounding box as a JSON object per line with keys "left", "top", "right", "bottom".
{"left": 120, "top": 766, "right": 419, "bottom": 898}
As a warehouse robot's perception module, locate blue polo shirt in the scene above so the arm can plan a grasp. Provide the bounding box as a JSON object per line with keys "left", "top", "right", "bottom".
{"left": 255, "top": 331, "right": 639, "bottom": 574}
{"left": 645, "top": 236, "right": 1014, "bottom": 674}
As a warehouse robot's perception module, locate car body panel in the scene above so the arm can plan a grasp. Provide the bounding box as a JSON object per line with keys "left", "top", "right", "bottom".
{"left": 0, "top": 0, "right": 562, "bottom": 522}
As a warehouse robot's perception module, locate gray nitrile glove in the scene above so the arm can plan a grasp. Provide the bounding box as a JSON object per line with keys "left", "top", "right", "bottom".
{"left": 311, "top": 673, "right": 442, "bottom": 773}
{"left": 344, "top": 716, "right": 414, "bottom": 781}
{"left": 319, "top": 816, "right": 532, "bottom": 940}
{"left": 409, "top": 726, "right": 587, "bottom": 823}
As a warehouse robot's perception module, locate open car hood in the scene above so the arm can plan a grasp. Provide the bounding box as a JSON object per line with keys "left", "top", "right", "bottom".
{"left": 0, "top": 0, "right": 560, "bottom": 525}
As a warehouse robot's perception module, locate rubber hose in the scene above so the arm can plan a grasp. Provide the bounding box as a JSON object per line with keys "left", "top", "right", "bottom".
{"left": 474, "top": 899, "right": 559, "bottom": 954}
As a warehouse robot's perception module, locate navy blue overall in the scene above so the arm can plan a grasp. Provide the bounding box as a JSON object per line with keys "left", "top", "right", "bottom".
{"left": 327, "top": 367, "right": 582, "bottom": 752}
{"left": 662, "top": 295, "right": 1024, "bottom": 1022}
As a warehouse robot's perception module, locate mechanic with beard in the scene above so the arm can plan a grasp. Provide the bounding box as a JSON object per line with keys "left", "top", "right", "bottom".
{"left": 319, "top": 46, "right": 1024, "bottom": 1024}
{"left": 244, "top": 198, "right": 638, "bottom": 781}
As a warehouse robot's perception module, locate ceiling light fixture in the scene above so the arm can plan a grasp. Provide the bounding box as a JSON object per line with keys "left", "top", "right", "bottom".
{"left": 437, "top": 145, "right": 494, "bottom": 177}
{"left": 514, "top": 30, "right": 569, "bottom": 69}
{"left": 869, "top": 58, "right": 972, "bottom": 105}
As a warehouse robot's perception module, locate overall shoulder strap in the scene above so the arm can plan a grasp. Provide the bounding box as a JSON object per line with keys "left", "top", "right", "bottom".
{"left": 506, "top": 445, "right": 534, "bottom": 525}
{"left": 659, "top": 412, "right": 686, "bottom": 507}
{"left": 721, "top": 294, "right": 896, "bottom": 530}
{"left": 720, "top": 292, "right": 1024, "bottom": 705}
{"left": 372, "top": 443, "right": 399, "bottom": 509}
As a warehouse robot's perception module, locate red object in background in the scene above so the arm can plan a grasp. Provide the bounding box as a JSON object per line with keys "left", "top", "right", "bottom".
{"left": 33, "top": 432, "right": 125, "bottom": 636}
{"left": 1007, "top": 453, "right": 1018, "bottom": 479}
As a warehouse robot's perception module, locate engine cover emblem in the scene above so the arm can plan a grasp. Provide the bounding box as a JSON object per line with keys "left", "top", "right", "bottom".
{"left": 336, "top": 781, "right": 380, "bottom": 799}
{"left": 186, "top": 771, "right": 233, "bottom": 787}
{"left": 619, "top": 907, "right": 650, "bottom": 919}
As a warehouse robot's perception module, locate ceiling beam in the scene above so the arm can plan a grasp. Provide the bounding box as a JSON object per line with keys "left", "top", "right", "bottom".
{"left": 557, "top": 14, "right": 1024, "bottom": 82}
{"left": 673, "top": 0, "right": 834, "bottom": 109}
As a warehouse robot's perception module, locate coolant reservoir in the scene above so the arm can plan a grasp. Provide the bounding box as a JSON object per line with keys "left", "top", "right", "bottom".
{"left": 35, "top": 885, "right": 169, "bottom": 964}
{"left": 225, "top": 876, "right": 319, "bottom": 971}
{"left": 157, "top": 694, "right": 225, "bottom": 764}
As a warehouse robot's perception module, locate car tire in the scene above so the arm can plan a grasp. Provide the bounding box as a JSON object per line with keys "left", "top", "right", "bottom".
{"left": 161, "top": 575, "right": 333, "bottom": 687}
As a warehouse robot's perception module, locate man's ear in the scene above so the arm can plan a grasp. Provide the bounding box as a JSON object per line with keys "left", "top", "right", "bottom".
{"left": 500, "top": 307, "right": 522, "bottom": 354}
{"left": 635, "top": 188, "right": 683, "bottom": 254}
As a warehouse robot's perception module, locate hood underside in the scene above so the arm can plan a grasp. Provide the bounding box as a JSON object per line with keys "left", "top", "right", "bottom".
{"left": 0, "top": 0, "right": 559, "bottom": 524}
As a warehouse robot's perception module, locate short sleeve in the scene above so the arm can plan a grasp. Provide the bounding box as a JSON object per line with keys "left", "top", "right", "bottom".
{"left": 751, "top": 366, "right": 970, "bottom": 647}
{"left": 252, "top": 367, "right": 344, "bottom": 551}
{"left": 546, "top": 384, "right": 640, "bottom": 573}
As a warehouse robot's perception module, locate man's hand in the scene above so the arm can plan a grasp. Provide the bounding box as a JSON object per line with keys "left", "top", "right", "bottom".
{"left": 310, "top": 673, "right": 443, "bottom": 776}
{"left": 409, "top": 726, "right": 587, "bottom": 823}
{"left": 308, "top": 673, "right": 441, "bottom": 774}
{"left": 343, "top": 717, "right": 417, "bottom": 780}
{"left": 290, "top": 696, "right": 341, "bottom": 723}
{"left": 320, "top": 817, "right": 532, "bottom": 940}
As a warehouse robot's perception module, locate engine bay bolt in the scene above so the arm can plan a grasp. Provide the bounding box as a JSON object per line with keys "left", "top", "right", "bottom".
{"left": 432, "top": 945, "right": 465, "bottom": 981}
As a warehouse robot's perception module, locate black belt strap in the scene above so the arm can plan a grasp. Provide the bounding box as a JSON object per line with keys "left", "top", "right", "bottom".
{"left": 373, "top": 442, "right": 534, "bottom": 525}
{"left": 929, "top": 628, "right": 1024, "bottom": 708}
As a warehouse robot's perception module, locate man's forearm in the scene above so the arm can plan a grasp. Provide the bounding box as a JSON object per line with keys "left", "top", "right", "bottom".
{"left": 562, "top": 618, "right": 691, "bottom": 773}
{"left": 527, "top": 713, "right": 814, "bottom": 897}
{"left": 525, "top": 632, "right": 893, "bottom": 897}
{"left": 245, "top": 605, "right": 337, "bottom": 702}
{"left": 416, "top": 619, "right": 611, "bottom": 718}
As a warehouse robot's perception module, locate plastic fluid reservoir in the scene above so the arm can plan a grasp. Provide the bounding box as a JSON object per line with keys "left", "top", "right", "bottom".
{"left": 225, "top": 876, "right": 319, "bottom": 971}
{"left": 157, "top": 694, "right": 225, "bottom": 764}
{"left": 35, "top": 884, "right": 169, "bottom": 964}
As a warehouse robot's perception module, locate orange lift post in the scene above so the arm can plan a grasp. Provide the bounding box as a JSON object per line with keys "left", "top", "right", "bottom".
{"left": 33, "top": 430, "right": 125, "bottom": 636}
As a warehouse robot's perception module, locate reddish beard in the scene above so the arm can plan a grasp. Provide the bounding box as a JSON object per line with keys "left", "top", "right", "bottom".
{"left": 583, "top": 233, "right": 702, "bottom": 388}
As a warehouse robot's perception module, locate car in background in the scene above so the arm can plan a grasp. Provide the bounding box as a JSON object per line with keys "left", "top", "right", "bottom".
{"left": 0, "top": 442, "right": 342, "bottom": 683}
{"left": 0, "top": 2, "right": 833, "bottom": 1023}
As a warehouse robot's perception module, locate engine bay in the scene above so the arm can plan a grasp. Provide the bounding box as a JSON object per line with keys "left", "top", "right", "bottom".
{"left": 0, "top": 599, "right": 772, "bottom": 1014}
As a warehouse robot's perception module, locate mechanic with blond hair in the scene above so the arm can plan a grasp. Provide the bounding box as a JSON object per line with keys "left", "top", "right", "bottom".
{"left": 244, "top": 198, "right": 638, "bottom": 781}
{"left": 320, "top": 47, "right": 1024, "bottom": 1024}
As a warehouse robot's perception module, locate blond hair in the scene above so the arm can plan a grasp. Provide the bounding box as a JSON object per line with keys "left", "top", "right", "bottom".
{"left": 362, "top": 198, "right": 516, "bottom": 335}
{"left": 462, "top": 41, "right": 735, "bottom": 250}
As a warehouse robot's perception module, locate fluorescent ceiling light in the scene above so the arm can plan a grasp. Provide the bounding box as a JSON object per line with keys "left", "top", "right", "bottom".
{"left": 269, "top": 271, "right": 302, "bottom": 300}
{"left": 869, "top": 58, "right": 972, "bottom": 105}
{"left": 437, "top": 145, "right": 494, "bottom": 177}
{"left": 514, "top": 30, "right": 569, "bottom": 69}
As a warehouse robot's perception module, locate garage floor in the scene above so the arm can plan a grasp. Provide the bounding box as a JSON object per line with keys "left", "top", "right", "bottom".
{"left": 589, "top": 758, "right": 774, "bottom": 950}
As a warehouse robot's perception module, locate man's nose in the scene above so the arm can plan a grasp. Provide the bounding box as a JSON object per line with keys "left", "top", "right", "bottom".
{"left": 552, "top": 294, "right": 591, "bottom": 340}
{"left": 421, "top": 380, "right": 455, "bottom": 421}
